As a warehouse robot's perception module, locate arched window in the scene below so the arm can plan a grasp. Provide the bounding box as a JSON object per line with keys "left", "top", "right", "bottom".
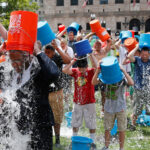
{"left": 145, "top": 19, "right": 150, "bottom": 32}
{"left": 129, "top": 19, "right": 140, "bottom": 31}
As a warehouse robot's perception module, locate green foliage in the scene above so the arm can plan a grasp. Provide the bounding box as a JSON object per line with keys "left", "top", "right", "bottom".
{"left": 0, "top": 0, "right": 39, "bottom": 29}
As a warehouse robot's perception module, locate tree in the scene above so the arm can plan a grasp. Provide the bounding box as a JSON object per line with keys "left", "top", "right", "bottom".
{"left": 0, "top": 0, "right": 39, "bottom": 29}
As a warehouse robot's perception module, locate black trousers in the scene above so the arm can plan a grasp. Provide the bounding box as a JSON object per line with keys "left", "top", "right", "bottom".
{"left": 31, "top": 125, "right": 53, "bottom": 150}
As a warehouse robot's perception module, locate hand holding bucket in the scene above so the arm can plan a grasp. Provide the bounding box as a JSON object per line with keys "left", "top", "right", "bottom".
{"left": 37, "top": 21, "right": 56, "bottom": 46}
{"left": 58, "top": 24, "right": 66, "bottom": 34}
{"left": 90, "top": 19, "right": 101, "bottom": 33}
{"left": 90, "top": 19, "right": 110, "bottom": 42}
{"left": 119, "top": 31, "right": 132, "bottom": 44}
{"left": 67, "top": 22, "right": 79, "bottom": 35}
{"left": 124, "top": 37, "right": 138, "bottom": 52}
{"left": 74, "top": 39, "right": 92, "bottom": 57}
{"left": 139, "top": 33, "right": 150, "bottom": 49}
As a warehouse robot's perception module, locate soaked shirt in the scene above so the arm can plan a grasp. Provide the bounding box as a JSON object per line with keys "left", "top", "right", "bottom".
{"left": 71, "top": 68, "right": 96, "bottom": 105}
{"left": 48, "top": 53, "right": 64, "bottom": 92}
{"left": 104, "top": 79, "right": 127, "bottom": 113}
{"left": 134, "top": 56, "right": 150, "bottom": 90}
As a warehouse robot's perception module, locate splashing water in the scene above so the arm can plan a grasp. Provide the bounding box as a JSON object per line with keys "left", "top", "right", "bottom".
{"left": 0, "top": 58, "right": 33, "bottom": 150}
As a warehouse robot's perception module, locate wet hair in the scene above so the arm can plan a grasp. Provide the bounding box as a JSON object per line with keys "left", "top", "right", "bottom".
{"left": 60, "top": 38, "right": 67, "bottom": 45}
{"left": 76, "top": 56, "right": 88, "bottom": 68}
{"left": 45, "top": 45, "right": 55, "bottom": 52}
{"left": 141, "top": 47, "right": 149, "bottom": 52}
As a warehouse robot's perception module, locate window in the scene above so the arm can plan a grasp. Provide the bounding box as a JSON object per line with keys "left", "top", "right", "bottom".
{"left": 131, "top": 0, "right": 140, "bottom": 3}
{"left": 116, "top": 22, "right": 121, "bottom": 30}
{"left": 39, "top": 0, "right": 43, "bottom": 7}
{"left": 100, "top": 0, "right": 108, "bottom": 4}
{"left": 71, "top": 0, "right": 78, "bottom": 5}
{"left": 115, "top": 0, "right": 124, "bottom": 4}
{"left": 86, "top": 23, "right": 90, "bottom": 30}
{"left": 40, "top": 0, "right": 43, "bottom": 3}
{"left": 87, "top": 0, "right": 93, "bottom": 5}
{"left": 56, "top": 0, "right": 64, "bottom": 6}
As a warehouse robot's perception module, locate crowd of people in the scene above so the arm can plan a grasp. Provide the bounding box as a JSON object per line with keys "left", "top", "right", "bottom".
{"left": 0, "top": 13, "right": 150, "bottom": 150}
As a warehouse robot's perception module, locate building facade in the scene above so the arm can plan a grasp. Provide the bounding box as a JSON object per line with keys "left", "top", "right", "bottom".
{"left": 35, "top": 0, "right": 150, "bottom": 33}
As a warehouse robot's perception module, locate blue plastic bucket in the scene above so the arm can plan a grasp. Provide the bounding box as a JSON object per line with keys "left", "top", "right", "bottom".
{"left": 74, "top": 39, "right": 92, "bottom": 56}
{"left": 120, "top": 31, "right": 132, "bottom": 43}
{"left": 136, "top": 110, "right": 150, "bottom": 126}
{"left": 134, "top": 35, "right": 140, "bottom": 41}
{"left": 111, "top": 119, "right": 118, "bottom": 136}
{"left": 71, "top": 136, "right": 93, "bottom": 150}
{"left": 37, "top": 21, "right": 56, "bottom": 46}
{"left": 98, "top": 56, "right": 124, "bottom": 84}
{"left": 67, "top": 22, "right": 79, "bottom": 35}
{"left": 65, "top": 112, "right": 72, "bottom": 128}
{"left": 139, "top": 33, "right": 150, "bottom": 49}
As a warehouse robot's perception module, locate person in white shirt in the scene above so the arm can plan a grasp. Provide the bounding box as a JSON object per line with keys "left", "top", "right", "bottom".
{"left": 60, "top": 38, "right": 74, "bottom": 109}
{"left": 115, "top": 39, "right": 131, "bottom": 73}
{"left": 60, "top": 38, "right": 74, "bottom": 59}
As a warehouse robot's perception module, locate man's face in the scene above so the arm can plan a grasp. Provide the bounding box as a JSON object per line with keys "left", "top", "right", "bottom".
{"left": 44, "top": 49, "right": 54, "bottom": 59}
{"left": 9, "top": 50, "right": 26, "bottom": 73}
{"left": 68, "top": 32, "right": 74, "bottom": 41}
{"left": 60, "top": 41, "right": 66, "bottom": 50}
{"left": 141, "top": 50, "right": 149, "bottom": 62}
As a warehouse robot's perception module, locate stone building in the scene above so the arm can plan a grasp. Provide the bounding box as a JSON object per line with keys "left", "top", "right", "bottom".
{"left": 34, "top": 0, "right": 150, "bottom": 33}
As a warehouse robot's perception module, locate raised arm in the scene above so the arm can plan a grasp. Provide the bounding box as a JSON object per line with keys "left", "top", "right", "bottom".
{"left": 34, "top": 41, "right": 60, "bottom": 81}
{"left": 115, "top": 39, "right": 121, "bottom": 50}
{"left": 56, "top": 28, "right": 67, "bottom": 40}
{"left": 127, "top": 44, "right": 139, "bottom": 63}
{"left": 83, "top": 32, "right": 95, "bottom": 40}
{"left": 104, "top": 38, "right": 112, "bottom": 53}
{"left": 88, "top": 53, "right": 97, "bottom": 69}
{"left": 62, "top": 59, "right": 76, "bottom": 75}
{"left": 92, "top": 60, "right": 102, "bottom": 85}
{"left": 120, "top": 65, "right": 134, "bottom": 86}
{"left": 51, "top": 40, "right": 71, "bottom": 64}
{"left": 0, "top": 23, "right": 7, "bottom": 40}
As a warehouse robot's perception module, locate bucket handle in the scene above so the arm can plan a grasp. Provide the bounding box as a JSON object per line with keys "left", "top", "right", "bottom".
{"left": 9, "top": 26, "right": 34, "bottom": 44}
